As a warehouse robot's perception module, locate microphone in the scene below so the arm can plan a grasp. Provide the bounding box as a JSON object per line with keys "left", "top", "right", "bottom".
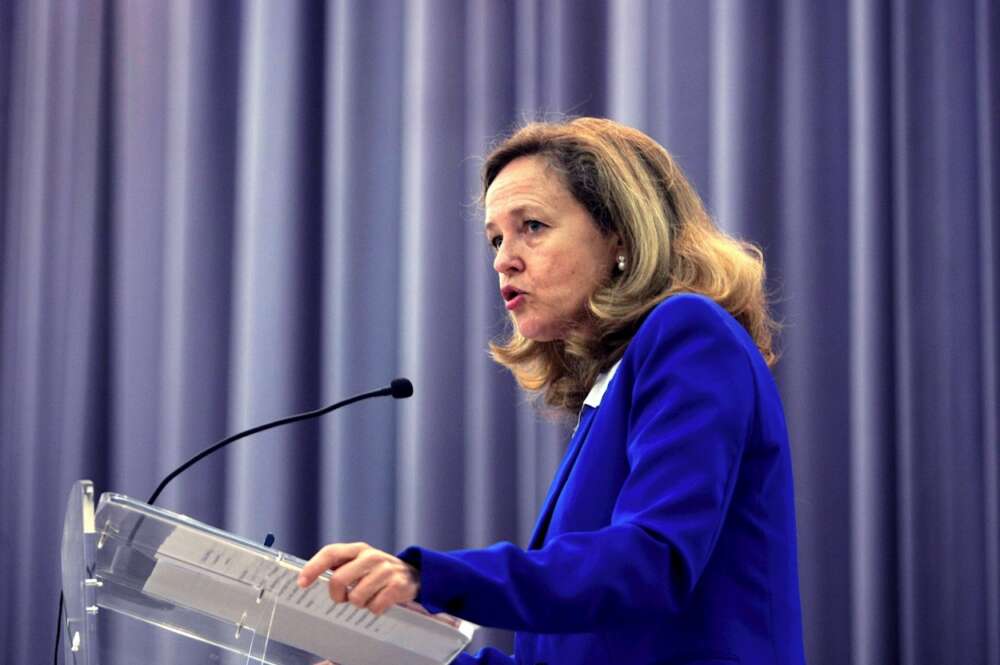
{"left": 388, "top": 378, "right": 414, "bottom": 399}
{"left": 54, "top": 378, "right": 413, "bottom": 665}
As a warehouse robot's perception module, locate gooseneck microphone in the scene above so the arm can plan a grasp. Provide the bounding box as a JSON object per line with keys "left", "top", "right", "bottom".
{"left": 147, "top": 377, "right": 414, "bottom": 504}
{"left": 54, "top": 378, "right": 413, "bottom": 665}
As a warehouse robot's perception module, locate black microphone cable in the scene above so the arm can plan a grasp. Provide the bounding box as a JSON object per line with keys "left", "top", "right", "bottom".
{"left": 53, "top": 378, "right": 413, "bottom": 664}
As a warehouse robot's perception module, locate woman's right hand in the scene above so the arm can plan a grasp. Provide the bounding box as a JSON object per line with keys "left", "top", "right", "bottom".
{"left": 297, "top": 542, "right": 420, "bottom": 615}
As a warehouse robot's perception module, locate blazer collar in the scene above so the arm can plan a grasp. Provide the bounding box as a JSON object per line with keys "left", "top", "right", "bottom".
{"left": 527, "top": 406, "right": 598, "bottom": 549}
{"left": 527, "top": 361, "right": 621, "bottom": 549}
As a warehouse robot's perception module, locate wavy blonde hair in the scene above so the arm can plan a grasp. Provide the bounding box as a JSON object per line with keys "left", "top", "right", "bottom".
{"left": 485, "top": 117, "right": 778, "bottom": 412}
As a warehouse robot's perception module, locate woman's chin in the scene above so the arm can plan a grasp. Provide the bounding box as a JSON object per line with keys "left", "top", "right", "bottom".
{"left": 514, "top": 319, "right": 562, "bottom": 343}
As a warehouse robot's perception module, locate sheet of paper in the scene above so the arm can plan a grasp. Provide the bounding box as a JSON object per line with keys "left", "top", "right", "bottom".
{"left": 138, "top": 527, "right": 472, "bottom": 665}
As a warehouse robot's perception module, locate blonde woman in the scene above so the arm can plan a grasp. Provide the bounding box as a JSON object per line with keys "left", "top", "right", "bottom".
{"left": 300, "top": 118, "right": 806, "bottom": 665}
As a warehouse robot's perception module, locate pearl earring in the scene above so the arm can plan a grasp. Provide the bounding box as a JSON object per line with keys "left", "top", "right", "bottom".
{"left": 617, "top": 255, "right": 626, "bottom": 272}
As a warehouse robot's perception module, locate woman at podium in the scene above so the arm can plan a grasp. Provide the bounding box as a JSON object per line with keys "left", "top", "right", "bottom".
{"left": 299, "top": 117, "right": 806, "bottom": 665}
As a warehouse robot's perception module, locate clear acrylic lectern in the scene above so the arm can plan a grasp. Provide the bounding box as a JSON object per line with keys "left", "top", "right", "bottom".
{"left": 60, "top": 480, "right": 476, "bottom": 664}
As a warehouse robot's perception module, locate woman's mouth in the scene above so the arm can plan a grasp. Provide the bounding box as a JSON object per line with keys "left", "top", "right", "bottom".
{"left": 505, "top": 293, "right": 525, "bottom": 311}
{"left": 501, "top": 286, "right": 526, "bottom": 311}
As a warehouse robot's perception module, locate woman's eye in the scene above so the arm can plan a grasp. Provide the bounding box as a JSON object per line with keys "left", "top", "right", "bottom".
{"left": 525, "top": 220, "right": 545, "bottom": 233}
{"left": 489, "top": 235, "right": 502, "bottom": 250}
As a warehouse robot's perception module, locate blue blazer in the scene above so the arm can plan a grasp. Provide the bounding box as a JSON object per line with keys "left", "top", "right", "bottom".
{"left": 400, "top": 295, "right": 806, "bottom": 665}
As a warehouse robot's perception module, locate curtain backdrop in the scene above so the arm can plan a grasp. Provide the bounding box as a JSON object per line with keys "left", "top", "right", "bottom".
{"left": 1, "top": 1, "right": 997, "bottom": 664}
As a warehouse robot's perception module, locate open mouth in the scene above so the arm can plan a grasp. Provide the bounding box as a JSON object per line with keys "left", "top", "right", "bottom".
{"left": 501, "top": 286, "right": 524, "bottom": 302}
{"left": 501, "top": 286, "right": 526, "bottom": 310}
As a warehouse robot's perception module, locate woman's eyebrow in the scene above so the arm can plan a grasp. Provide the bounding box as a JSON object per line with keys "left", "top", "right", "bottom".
{"left": 485, "top": 204, "right": 544, "bottom": 225}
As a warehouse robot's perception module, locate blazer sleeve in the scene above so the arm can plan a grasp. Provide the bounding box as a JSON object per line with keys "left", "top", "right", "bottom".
{"left": 399, "top": 296, "right": 757, "bottom": 633}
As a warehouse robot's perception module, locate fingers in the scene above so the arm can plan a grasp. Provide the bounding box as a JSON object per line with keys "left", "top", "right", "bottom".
{"left": 344, "top": 563, "right": 394, "bottom": 607}
{"left": 366, "top": 570, "right": 419, "bottom": 614}
{"left": 326, "top": 551, "right": 379, "bottom": 602}
{"left": 347, "top": 563, "right": 419, "bottom": 615}
{"left": 298, "top": 542, "right": 369, "bottom": 588}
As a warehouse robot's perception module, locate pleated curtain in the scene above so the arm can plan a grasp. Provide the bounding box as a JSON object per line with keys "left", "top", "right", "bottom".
{"left": 1, "top": 1, "right": 997, "bottom": 663}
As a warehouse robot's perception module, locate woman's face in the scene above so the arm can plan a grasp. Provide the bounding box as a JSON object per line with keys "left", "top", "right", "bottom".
{"left": 485, "top": 155, "right": 620, "bottom": 342}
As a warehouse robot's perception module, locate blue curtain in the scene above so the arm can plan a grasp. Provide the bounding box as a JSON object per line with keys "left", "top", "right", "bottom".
{"left": 1, "top": 1, "right": 997, "bottom": 664}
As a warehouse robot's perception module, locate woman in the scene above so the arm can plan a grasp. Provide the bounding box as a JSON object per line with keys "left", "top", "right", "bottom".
{"left": 298, "top": 118, "right": 806, "bottom": 665}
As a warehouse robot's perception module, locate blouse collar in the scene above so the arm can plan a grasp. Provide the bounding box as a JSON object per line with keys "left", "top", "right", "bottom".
{"left": 583, "top": 359, "right": 622, "bottom": 409}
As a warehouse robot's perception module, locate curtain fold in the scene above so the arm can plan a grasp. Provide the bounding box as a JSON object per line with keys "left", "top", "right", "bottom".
{"left": 975, "top": 4, "right": 1000, "bottom": 663}
{"left": 847, "top": 1, "right": 897, "bottom": 662}
{"left": 397, "top": 0, "right": 470, "bottom": 550}
{"left": 322, "top": 0, "right": 405, "bottom": 550}
{"left": 1, "top": 2, "right": 997, "bottom": 663}
{"left": 157, "top": 0, "right": 239, "bottom": 523}
{"left": 226, "top": 0, "right": 326, "bottom": 554}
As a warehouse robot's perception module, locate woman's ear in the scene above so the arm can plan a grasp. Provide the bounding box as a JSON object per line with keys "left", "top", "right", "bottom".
{"left": 607, "top": 232, "right": 624, "bottom": 261}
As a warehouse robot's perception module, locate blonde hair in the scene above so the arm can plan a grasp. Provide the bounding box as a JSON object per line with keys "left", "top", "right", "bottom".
{"left": 485, "top": 117, "right": 778, "bottom": 412}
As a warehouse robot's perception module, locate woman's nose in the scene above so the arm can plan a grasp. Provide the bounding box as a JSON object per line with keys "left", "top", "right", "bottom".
{"left": 493, "top": 242, "right": 523, "bottom": 274}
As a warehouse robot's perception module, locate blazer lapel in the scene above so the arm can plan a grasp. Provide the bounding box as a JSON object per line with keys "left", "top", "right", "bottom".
{"left": 527, "top": 406, "right": 598, "bottom": 549}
